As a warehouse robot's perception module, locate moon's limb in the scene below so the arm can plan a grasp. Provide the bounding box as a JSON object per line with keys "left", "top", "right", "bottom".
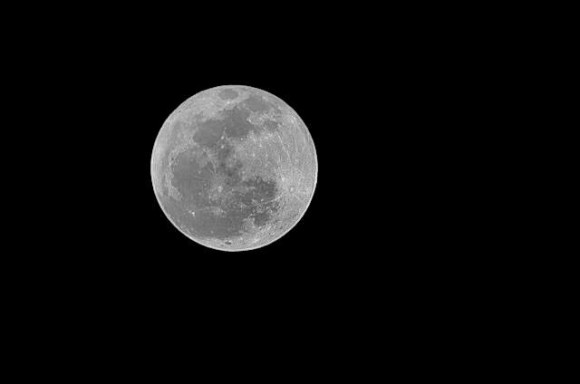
{"left": 151, "top": 85, "right": 317, "bottom": 251}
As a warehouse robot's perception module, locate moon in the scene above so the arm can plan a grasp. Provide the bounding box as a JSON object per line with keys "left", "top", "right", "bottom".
{"left": 151, "top": 85, "right": 318, "bottom": 251}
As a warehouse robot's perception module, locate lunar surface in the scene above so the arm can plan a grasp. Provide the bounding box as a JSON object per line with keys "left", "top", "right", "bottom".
{"left": 150, "top": 85, "right": 317, "bottom": 251}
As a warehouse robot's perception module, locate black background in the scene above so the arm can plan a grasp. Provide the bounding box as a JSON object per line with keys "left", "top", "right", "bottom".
{"left": 46, "top": 40, "right": 437, "bottom": 294}
{"left": 73, "top": 58, "right": 467, "bottom": 303}
{"left": 11, "top": 5, "right": 500, "bottom": 311}
{"left": 2, "top": 5, "right": 553, "bottom": 376}
{"left": 4, "top": 8, "right": 526, "bottom": 371}
{"left": 28, "top": 29, "right": 471, "bottom": 288}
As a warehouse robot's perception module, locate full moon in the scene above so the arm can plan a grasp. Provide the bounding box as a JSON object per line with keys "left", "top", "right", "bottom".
{"left": 151, "top": 85, "right": 318, "bottom": 251}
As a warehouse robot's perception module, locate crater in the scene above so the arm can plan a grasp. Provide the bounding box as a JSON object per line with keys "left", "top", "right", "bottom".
{"left": 218, "top": 88, "right": 239, "bottom": 100}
